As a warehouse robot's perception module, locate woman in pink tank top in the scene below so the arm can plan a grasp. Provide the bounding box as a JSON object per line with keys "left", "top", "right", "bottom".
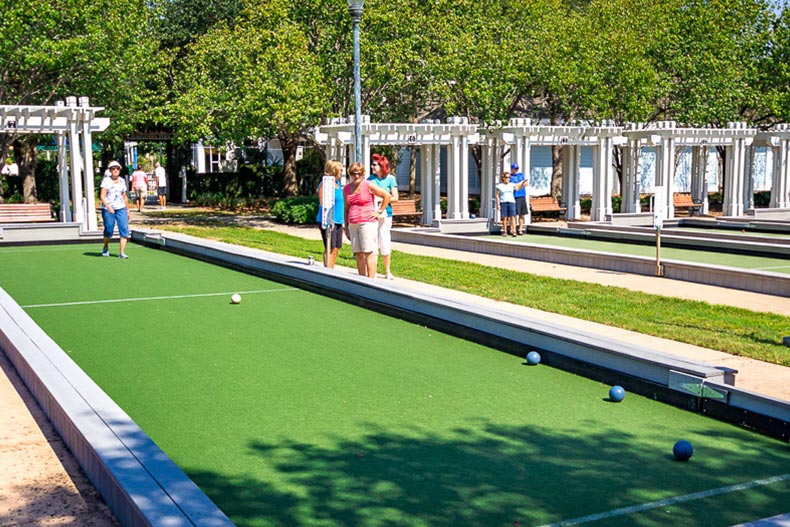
{"left": 343, "top": 162, "right": 391, "bottom": 278}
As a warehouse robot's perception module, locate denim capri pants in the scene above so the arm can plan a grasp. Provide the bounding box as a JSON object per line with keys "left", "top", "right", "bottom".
{"left": 102, "top": 207, "right": 130, "bottom": 238}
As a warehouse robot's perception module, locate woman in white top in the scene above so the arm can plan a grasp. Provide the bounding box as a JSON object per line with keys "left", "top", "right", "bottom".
{"left": 100, "top": 161, "right": 131, "bottom": 259}
{"left": 495, "top": 171, "right": 528, "bottom": 237}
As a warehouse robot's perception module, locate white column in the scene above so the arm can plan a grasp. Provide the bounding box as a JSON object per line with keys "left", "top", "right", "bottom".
{"left": 621, "top": 139, "right": 641, "bottom": 213}
{"left": 446, "top": 135, "right": 460, "bottom": 219}
{"left": 743, "top": 144, "right": 755, "bottom": 211}
{"left": 691, "top": 145, "right": 710, "bottom": 214}
{"left": 521, "top": 135, "right": 532, "bottom": 225}
{"left": 433, "top": 145, "right": 442, "bottom": 224}
{"left": 67, "top": 97, "right": 85, "bottom": 228}
{"left": 654, "top": 135, "right": 675, "bottom": 219}
{"left": 770, "top": 133, "right": 790, "bottom": 208}
{"left": 723, "top": 134, "right": 749, "bottom": 217}
{"left": 479, "top": 135, "right": 491, "bottom": 219}
{"left": 79, "top": 98, "right": 98, "bottom": 231}
{"left": 562, "top": 145, "right": 581, "bottom": 219}
{"left": 57, "top": 129, "right": 72, "bottom": 222}
{"left": 420, "top": 144, "right": 433, "bottom": 225}
{"left": 459, "top": 134, "right": 469, "bottom": 219}
{"left": 591, "top": 136, "right": 615, "bottom": 221}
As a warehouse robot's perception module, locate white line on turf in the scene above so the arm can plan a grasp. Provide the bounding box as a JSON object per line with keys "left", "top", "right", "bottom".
{"left": 536, "top": 473, "right": 790, "bottom": 527}
{"left": 21, "top": 289, "right": 298, "bottom": 309}
{"left": 753, "top": 265, "right": 790, "bottom": 271}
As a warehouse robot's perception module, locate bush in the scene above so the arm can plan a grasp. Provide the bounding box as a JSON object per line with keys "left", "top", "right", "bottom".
{"left": 753, "top": 190, "right": 771, "bottom": 207}
{"left": 271, "top": 196, "right": 319, "bottom": 224}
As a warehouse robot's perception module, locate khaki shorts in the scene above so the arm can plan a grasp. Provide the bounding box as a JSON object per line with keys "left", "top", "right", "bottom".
{"left": 134, "top": 187, "right": 147, "bottom": 199}
{"left": 349, "top": 222, "right": 378, "bottom": 254}
{"left": 377, "top": 215, "right": 393, "bottom": 256}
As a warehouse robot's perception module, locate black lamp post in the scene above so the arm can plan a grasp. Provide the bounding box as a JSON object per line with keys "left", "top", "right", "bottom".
{"left": 348, "top": 0, "right": 364, "bottom": 163}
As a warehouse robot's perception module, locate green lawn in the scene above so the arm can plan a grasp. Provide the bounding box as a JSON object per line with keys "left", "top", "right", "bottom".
{"left": 158, "top": 224, "right": 790, "bottom": 367}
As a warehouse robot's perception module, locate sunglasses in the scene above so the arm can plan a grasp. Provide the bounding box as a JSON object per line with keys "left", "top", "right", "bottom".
{"left": 350, "top": 171, "right": 363, "bottom": 176}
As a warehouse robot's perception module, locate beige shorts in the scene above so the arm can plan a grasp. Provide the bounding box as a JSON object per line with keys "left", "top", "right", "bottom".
{"left": 349, "top": 222, "right": 378, "bottom": 254}
{"left": 134, "top": 187, "right": 147, "bottom": 198}
{"left": 377, "top": 215, "right": 393, "bottom": 256}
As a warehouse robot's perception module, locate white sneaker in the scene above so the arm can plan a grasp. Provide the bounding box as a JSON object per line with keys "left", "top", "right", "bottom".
{"left": 101, "top": 249, "right": 110, "bottom": 257}
{"left": 385, "top": 272, "right": 395, "bottom": 280}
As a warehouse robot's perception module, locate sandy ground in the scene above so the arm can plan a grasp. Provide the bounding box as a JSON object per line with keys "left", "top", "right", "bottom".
{"left": 1, "top": 206, "right": 788, "bottom": 526}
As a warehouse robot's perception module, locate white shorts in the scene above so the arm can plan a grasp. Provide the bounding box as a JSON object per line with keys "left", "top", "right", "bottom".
{"left": 377, "top": 215, "right": 393, "bottom": 256}
{"left": 349, "top": 222, "right": 378, "bottom": 254}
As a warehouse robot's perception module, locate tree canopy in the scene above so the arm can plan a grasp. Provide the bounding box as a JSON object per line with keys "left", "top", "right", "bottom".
{"left": 2, "top": 0, "right": 788, "bottom": 196}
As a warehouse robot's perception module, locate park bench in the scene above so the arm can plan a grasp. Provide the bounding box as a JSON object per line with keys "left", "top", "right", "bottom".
{"left": 673, "top": 193, "right": 702, "bottom": 216}
{"left": 390, "top": 199, "right": 422, "bottom": 222}
{"left": 529, "top": 196, "right": 567, "bottom": 218}
{"left": 0, "top": 203, "right": 54, "bottom": 223}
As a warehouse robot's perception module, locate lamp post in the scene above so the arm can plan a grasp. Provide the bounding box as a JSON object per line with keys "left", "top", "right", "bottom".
{"left": 348, "top": 0, "right": 364, "bottom": 163}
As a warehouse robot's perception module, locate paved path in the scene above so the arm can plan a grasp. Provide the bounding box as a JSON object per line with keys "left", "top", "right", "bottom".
{"left": 2, "top": 205, "right": 788, "bottom": 527}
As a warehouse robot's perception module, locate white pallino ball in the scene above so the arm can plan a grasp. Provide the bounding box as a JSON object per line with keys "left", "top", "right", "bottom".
{"left": 231, "top": 293, "right": 242, "bottom": 304}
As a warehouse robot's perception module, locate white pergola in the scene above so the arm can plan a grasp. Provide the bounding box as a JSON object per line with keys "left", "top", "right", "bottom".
{"left": 0, "top": 97, "right": 109, "bottom": 231}
{"left": 621, "top": 121, "right": 760, "bottom": 218}
{"left": 482, "top": 119, "right": 623, "bottom": 222}
{"left": 754, "top": 123, "right": 790, "bottom": 210}
{"left": 315, "top": 117, "right": 790, "bottom": 225}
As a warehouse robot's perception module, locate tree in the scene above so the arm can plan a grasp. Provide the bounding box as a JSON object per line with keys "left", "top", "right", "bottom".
{"left": 0, "top": 0, "right": 157, "bottom": 202}
{"left": 171, "top": 0, "right": 327, "bottom": 195}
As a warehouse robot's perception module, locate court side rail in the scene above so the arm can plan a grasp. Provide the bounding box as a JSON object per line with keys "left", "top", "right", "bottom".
{"left": 391, "top": 228, "right": 790, "bottom": 297}
{"left": 133, "top": 230, "right": 789, "bottom": 442}
{"left": 0, "top": 286, "right": 235, "bottom": 527}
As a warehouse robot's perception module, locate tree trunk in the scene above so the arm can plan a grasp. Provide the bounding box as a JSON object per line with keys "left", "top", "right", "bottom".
{"left": 15, "top": 138, "right": 38, "bottom": 203}
{"left": 551, "top": 145, "right": 562, "bottom": 199}
{"left": 279, "top": 135, "right": 299, "bottom": 197}
{"left": 717, "top": 146, "right": 726, "bottom": 195}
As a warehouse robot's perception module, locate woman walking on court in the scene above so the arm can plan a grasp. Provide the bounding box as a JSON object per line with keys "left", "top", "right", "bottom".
{"left": 316, "top": 160, "right": 344, "bottom": 269}
{"left": 369, "top": 154, "right": 398, "bottom": 279}
{"left": 100, "top": 160, "right": 131, "bottom": 259}
{"left": 343, "top": 162, "right": 391, "bottom": 278}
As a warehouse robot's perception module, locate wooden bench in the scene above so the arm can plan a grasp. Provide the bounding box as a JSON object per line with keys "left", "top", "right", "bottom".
{"left": 0, "top": 203, "right": 54, "bottom": 223}
{"left": 673, "top": 193, "right": 702, "bottom": 216}
{"left": 529, "top": 196, "right": 566, "bottom": 217}
{"left": 390, "top": 199, "right": 422, "bottom": 222}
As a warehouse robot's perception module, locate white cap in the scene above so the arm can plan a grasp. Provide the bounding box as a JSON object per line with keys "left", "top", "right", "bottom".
{"left": 108, "top": 160, "right": 121, "bottom": 169}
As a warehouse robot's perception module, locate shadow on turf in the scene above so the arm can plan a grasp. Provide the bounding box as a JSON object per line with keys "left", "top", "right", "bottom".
{"left": 177, "top": 421, "right": 789, "bottom": 527}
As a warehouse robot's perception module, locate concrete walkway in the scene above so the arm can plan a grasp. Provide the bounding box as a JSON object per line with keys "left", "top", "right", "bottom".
{"left": 1, "top": 205, "right": 788, "bottom": 527}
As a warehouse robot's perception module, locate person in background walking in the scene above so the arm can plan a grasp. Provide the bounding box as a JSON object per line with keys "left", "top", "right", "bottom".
{"left": 343, "top": 162, "right": 391, "bottom": 278}
{"left": 130, "top": 164, "right": 148, "bottom": 212}
{"left": 368, "top": 154, "right": 398, "bottom": 279}
{"left": 316, "top": 160, "right": 344, "bottom": 269}
{"left": 154, "top": 162, "right": 167, "bottom": 209}
{"left": 100, "top": 161, "right": 131, "bottom": 259}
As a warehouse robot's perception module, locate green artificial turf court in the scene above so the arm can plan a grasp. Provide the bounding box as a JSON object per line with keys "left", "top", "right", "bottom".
{"left": 480, "top": 232, "right": 790, "bottom": 274}
{"left": 1, "top": 243, "right": 788, "bottom": 527}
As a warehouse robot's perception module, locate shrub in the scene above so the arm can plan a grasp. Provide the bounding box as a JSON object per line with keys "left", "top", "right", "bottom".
{"left": 271, "top": 196, "right": 319, "bottom": 224}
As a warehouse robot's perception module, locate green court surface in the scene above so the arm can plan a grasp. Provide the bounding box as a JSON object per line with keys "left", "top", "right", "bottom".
{"left": 1, "top": 243, "right": 788, "bottom": 527}
{"left": 481, "top": 232, "right": 790, "bottom": 274}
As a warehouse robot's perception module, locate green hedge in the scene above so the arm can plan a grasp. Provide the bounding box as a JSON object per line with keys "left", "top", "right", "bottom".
{"left": 271, "top": 196, "right": 319, "bottom": 224}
